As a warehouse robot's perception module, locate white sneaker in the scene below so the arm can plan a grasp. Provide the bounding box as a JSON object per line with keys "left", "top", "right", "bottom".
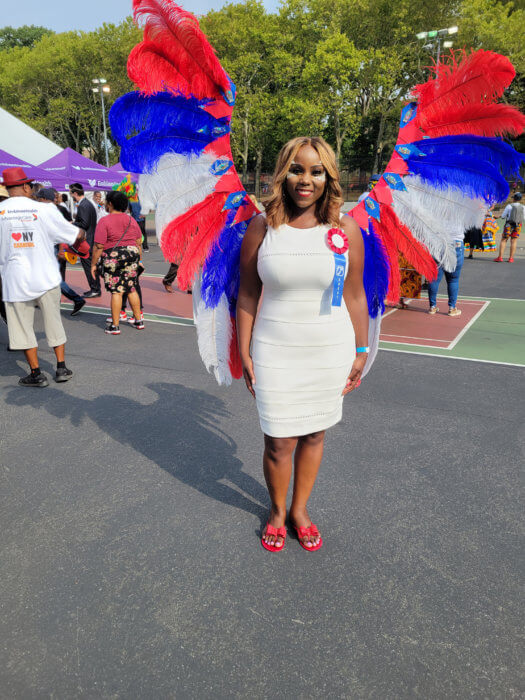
{"left": 428, "top": 306, "right": 438, "bottom": 315}
{"left": 106, "top": 311, "right": 129, "bottom": 323}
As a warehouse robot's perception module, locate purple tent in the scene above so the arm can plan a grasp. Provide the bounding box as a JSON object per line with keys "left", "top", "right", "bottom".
{"left": 109, "top": 162, "right": 138, "bottom": 183}
{"left": 38, "top": 147, "right": 120, "bottom": 191}
{"left": 0, "top": 149, "right": 64, "bottom": 188}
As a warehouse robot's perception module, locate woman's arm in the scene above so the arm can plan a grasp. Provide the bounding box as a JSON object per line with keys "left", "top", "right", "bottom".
{"left": 341, "top": 216, "right": 369, "bottom": 395}
{"left": 237, "top": 215, "right": 266, "bottom": 397}
{"left": 90, "top": 243, "right": 105, "bottom": 276}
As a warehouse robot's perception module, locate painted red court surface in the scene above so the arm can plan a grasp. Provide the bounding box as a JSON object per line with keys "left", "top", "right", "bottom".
{"left": 380, "top": 298, "right": 489, "bottom": 349}
{"left": 64, "top": 269, "right": 193, "bottom": 319}
{"left": 64, "top": 269, "right": 490, "bottom": 350}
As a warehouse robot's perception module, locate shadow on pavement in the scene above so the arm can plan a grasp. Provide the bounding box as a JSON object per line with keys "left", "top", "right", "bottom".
{"left": 4, "top": 381, "right": 268, "bottom": 521}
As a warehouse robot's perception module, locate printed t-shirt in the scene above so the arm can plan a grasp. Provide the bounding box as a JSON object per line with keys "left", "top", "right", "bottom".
{"left": 0, "top": 197, "right": 79, "bottom": 302}
{"left": 94, "top": 213, "right": 142, "bottom": 250}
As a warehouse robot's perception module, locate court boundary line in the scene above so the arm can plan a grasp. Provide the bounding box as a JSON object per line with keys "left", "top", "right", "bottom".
{"left": 448, "top": 300, "right": 490, "bottom": 350}
{"left": 379, "top": 347, "right": 525, "bottom": 368}
{"left": 380, "top": 338, "right": 451, "bottom": 349}
{"left": 60, "top": 303, "right": 194, "bottom": 327}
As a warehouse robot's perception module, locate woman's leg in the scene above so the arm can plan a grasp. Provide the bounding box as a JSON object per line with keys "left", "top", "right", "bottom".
{"left": 262, "top": 435, "right": 297, "bottom": 547}
{"left": 111, "top": 293, "right": 123, "bottom": 325}
{"left": 444, "top": 244, "right": 464, "bottom": 308}
{"left": 427, "top": 267, "right": 444, "bottom": 308}
{"left": 289, "top": 430, "right": 325, "bottom": 547}
{"left": 127, "top": 290, "right": 142, "bottom": 320}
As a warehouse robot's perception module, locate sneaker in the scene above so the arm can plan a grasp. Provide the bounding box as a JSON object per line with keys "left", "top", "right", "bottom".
{"left": 105, "top": 324, "right": 121, "bottom": 335}
{"left": 494, "top": 257, "right": 503, "bottom": 262}
{"left": 130, "top": 318, "right": 145, "bottom": 330}
{"left": 428, "top": 306, "right": 438, "bottom": 315}
{"left": 18, "top": 373, "right": 49, "bottom": 388}
{"left": 83, "top": 290, "right": 101, "bottom": 298}
{"left": 71, "top": 299, "right": 85, "bottom": 316}
{"left": 448, "top": 308, "right": 462, "bottom": 317}
{"left": 106, "top": 311, "right": 128, "bottom": 323}
{"left": 127, "top": 312, "right": 144, "bottom": 323}
{"left": 508, "top": 258, "right": 514, "bottom": 263}
{"left": 55, "top": 367, "right": 73, "bottom": 383}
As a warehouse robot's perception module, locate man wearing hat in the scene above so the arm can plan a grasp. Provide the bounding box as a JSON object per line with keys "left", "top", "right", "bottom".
{"left": 69, "top": 183, "right": 100, "bottom": 297}
{"left": 0, "top": 167, "right": 86, "bottom": 387}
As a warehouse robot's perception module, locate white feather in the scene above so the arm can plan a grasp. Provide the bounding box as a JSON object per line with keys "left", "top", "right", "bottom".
{"left": 138, "top": 152, "right": 218, "bottom": 243}
{"left": 391, "top": 176, "right": 486, "bottom": 271}
{"left": 362, "top": 315, "right": 381, "bottom": 379}
{"left": 192, "top": 273, "right": 233, "bottom": 386}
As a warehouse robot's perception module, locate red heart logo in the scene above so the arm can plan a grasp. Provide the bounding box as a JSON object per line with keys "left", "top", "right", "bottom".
{"left": 12, "top": 233, "right": 21, "bottom": 241}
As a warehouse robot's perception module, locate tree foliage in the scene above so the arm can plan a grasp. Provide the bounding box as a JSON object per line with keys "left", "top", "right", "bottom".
{"left": 0, "top": 25, "right": 54, "bottom": 50}
{"left": 0, "top": 1, "right": 522, "bottom": 179}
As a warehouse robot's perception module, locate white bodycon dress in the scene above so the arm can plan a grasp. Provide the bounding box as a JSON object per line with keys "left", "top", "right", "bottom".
{"left": 252, "top": 221, "right": 356, "bottom": 438}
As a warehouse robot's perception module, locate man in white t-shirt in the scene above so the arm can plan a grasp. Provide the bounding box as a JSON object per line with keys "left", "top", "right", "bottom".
{"left": 0, "top": 167, "right": 85, "bottom": 387}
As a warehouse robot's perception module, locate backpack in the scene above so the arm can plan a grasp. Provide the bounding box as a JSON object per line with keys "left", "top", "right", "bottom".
{"left": 508, "top": 202, "right": 524, "bottom": 225}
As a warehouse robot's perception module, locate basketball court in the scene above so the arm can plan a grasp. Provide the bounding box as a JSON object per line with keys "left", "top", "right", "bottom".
{"left": 63, "top": 268, "right": 525, "bottom": 367}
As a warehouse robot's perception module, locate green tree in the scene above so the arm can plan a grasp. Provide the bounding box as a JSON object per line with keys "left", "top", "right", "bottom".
{"left": 0, "top": 25, "right": 54, "bottom": 50}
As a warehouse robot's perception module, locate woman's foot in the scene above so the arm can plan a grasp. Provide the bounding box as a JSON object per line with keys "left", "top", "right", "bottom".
{"left": 289, "top": 507, "right": 322, "bottom": 549}
{"left": 448, "top": 307, "right": 461, "bottom": 317}
{"left": 262, "top": 506, "right": 287, "bottom": 549}
{"left": 428, "top": 306, "right": 438, "bottom": 315}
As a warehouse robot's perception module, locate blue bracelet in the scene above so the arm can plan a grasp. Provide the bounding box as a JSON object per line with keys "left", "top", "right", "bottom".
{"left": 356, "top": 346, "right": 369, "bottom": 353}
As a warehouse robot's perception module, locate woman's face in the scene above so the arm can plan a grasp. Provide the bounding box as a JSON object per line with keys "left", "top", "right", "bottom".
{"left": 285, "top": 145, "right": 327, "bottom": 211}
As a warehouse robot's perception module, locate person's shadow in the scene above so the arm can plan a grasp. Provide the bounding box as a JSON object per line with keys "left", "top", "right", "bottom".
{"left": 5, "top": 381, "right": 268, "bottom": 521}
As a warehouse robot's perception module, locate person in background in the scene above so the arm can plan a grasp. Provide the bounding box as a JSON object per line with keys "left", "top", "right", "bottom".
{"left": 91, "top": 190, "right": 144, "bottom": 335}
{"left": 480, "top": 208, "right": 498, "bottom": 254}
{"left": 428, "top": 235, "right": 464, "bottom": 317}
{"left": 0, "top": 184, "right": 7, "bottom": 330}
{"left": 495, "top": 192, "right": 524, "bottom": 263}
{"left": 357, "top": 174, "right": 380, "bottom": 203}
{"left": 162, "top": 262, "right": 179, "bottom": 293}
{"left": 70, "top": 183, "right": 100, "bottom": 297}
{"left": 129, "top": 191, "right": 149, "bottom": 251}
{"left": 394, "top": 254, "right": 422, "bottom": 309}
{"left": 54, "top": 191, "right": 72, "bottom": 221}
{"left": 0, "top": 167, "right": 85, "bottom": 386}
{"left": 36, "top": 189, "right": 86, "bottom": 316}
{"left": 92, "top": 191, "right": 108, "bottom": 222}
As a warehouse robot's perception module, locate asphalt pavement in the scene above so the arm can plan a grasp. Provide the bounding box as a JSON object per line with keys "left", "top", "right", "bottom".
{"left": 0, "top": 238, "right": 523, "bottom": 698}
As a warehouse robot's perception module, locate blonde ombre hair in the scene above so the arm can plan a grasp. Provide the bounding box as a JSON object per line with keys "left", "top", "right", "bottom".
{"left": 263, "top": 136, "right": 343, "bottom": 229}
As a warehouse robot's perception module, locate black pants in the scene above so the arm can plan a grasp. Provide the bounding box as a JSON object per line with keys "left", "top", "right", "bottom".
{"left": 59, "top": 260, "right": 84, "bottom": 304}
{"left": 163, "top": 263, "right": 179, "bottom": 285}
{"left": 139, "top": 219, "right": 148, "bottom": 250}
{"left": 122, "top": 267, "right": 144, "bottom": 311}
{"left": 81, "top": 254, "right": 100, "bottom": 293}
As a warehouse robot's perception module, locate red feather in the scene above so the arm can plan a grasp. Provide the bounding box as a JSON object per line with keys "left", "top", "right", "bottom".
{"left": 228, "top": 317, "right": 242, "bottom": 379}
{"left": 161, "top": 193, "right": 227, "bottom": 268}
{"left": 129, "top": 0, "right": 230, "bottom": 99}
{"left": 413, "top": 50, "right": 515, "bottom": 120}
{"left": 419, "top": 102, "right": 525, "bottom": 138}
{"left": 373, "top": 222, "right": 401, "bottom": 304}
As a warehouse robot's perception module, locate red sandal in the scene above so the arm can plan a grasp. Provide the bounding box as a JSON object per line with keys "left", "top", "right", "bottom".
{"left": 294, "top": 523, "right": 323, "bottom": 552}
{"left": 261, "top": 523, "right": 287, "bottom": 552}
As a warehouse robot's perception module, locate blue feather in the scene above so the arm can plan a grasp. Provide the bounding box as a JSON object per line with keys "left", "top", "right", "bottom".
{"left": 120, "top": 133, "right": 212, "bottom": 173}
{"left": 201, "top": 214, "right": 253, "bottom": 311}
{"left": 109, "top": 91, "right": 230, "bottom": 172}
{"left": 406, "top": 154, "right": 509, "bottom": 203}
{"left": 360, "top": 224, "right": 389, "bottom": 318}
{"left": 411, "top": 135, "right": 524, "bottom": 180}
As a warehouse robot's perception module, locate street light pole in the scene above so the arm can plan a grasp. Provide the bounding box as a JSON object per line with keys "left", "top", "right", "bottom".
{"left": 416, "top": 26, "right": 458, "bottom": 77}
{"left": 92, "top": 78, "right": 110, "bottom": 167}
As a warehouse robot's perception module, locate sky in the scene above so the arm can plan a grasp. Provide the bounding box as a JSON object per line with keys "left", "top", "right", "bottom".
{"left": 6, "top": 0, "right": 281, "bottom": 32}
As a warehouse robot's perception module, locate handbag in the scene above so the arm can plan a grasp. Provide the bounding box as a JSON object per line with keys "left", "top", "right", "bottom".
{"left": 96, "top": 215, "right": 133, "bottom": 276}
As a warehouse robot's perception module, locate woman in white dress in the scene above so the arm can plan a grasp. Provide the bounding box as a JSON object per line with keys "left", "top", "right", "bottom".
{"left": 237, "top": 137, "right": 370, "bottom": 552}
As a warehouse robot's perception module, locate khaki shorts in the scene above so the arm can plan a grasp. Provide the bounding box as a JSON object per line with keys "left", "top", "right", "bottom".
{"left": 5, "top": 285, "right": 67, "bottom": 350}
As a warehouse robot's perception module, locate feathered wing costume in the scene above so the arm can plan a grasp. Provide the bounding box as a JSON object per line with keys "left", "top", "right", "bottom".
{"left": 110, "top": 1, "right": 525, "bottom": 384}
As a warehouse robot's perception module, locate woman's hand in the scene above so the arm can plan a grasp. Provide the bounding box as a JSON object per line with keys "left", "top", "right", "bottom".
{"left": 342, "top": 353, "right": 367, "bottom": 395}
{"left": 91, "top": 264, "right": 97, "bottom": 278}
{"left": 242, "top": 356, "right": 256, "bottom": 398}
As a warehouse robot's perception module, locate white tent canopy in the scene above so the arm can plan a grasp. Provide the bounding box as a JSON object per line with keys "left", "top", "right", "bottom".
{"left": 0, "top": 107, "right": 62, "bottom": 164}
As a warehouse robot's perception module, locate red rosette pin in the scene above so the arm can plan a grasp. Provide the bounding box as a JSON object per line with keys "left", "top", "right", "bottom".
{"left": 326, "top": 228, "right": 349, "bottom": 255}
